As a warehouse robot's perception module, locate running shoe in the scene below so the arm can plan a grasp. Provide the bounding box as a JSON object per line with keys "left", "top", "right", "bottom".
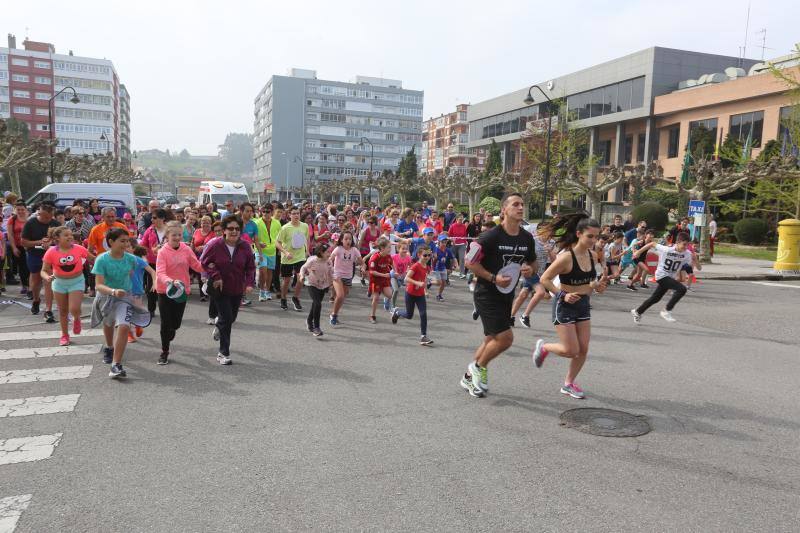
{"left": 73, "top": 317, "right": 82, "bottom": 335}
{"left": 292, "top": 297, "right": 303, "bottom": 311}
{"left": 509, "top": 316, "right": 516, "bottom": 328}
{"left": 532, "top": 339, "right": 548, "bottom": 368}
{"left": 241, "top": 298, "right": 252, "bottom": 307}
{"left": 109, "top": 363, "right": 125, "bottom": 378}
{"left": 306, "top": 317, "right": 314, "bottom": 332}
{"left": 426, "top": 280, "right": 433, "bottom": 290}
{"left": 206, "top": 317, "right": 216, "bottom": 325}
{"left": 521, "top": 315, "right": 531, "bottom": 328}
{"left": 361, "top": 278, "right": 367, "bottom": 287}
{"left": 420, "top": 335, "right": 434, "bottom": 346}
{"left": 200, "top": 295, "right": 208, "bottom": 302}
{"left": 212, "top": 327, "right": 220, "bottom": 341}
{"left": 265, "top": 291, "right": 273, "bottom": 300}
{"left": 217, "top": 353, "right": 232, "bottom": 365}
{"left": 626, "top": 285, "right": 638, "bottom": 291}
{"left": 258, "top": 290, "right": 267, "bottom": 302}
{"left": 127, "top": 332, "right": 137, "bottom": 343}
{"left": 31, "top": 300, "right": 40, "bottom": 315}
{"left": 469, "top": 283, "right": 475, "bottom": 293}
{"left": 641, "top": 283, "right": 649, "bottom": 289}
{"left": 468, "top": 362, "right": 487, "bottom": 392}
{"left": 59, "top": 334, "right": 70, "bottom": 347}
{"left": 312, "top": 327, "right": 323, "bottom": 337}
{"left": 280, "top": 299, "right": 288, "bottom": 310}
{"left": 136, "top": 325, "right": 144, "bottom": 337}
{"left": 660, "top": 310, "right": 676, "bottom": 323}
{"left": 329, "top": 314, "right": 339, "bottom": 326}
{"left": 102, "top": 347, "right": 113, "bottom": 365}
{"left": 44, "top": 310, "right": 56, "bottom": 323}
{"left": 383, "top": 297, "right": 391, "bottom": 312}
{"left": 369, "top": 316, "right": 377, "bottom": 324}
{"left": 157, "top": 351, "right": 169, "bottom": 365}
{"left": 391, "top": 309, "right": 400, "bottom": 324}
{"left": 471, "top": 308, "right": 479, "bottom": 320}
{"left": 25, "top": 291, "right": 33, "bottom": 300}
{"left": 630, "top": 309, "right": 641, "bottom": 324}
{"left": 560, "top": 382, "right": 585, "bottom": 399}
{"left": 436, "top": 295, "right": 444, "bottom": 302}
{"left": 460, "top": 373, "right": 485, "bottom": 398}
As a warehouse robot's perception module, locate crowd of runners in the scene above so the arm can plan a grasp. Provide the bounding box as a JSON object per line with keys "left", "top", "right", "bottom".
{"left": 0, "top": 192, "right": 699, "bottom": 396}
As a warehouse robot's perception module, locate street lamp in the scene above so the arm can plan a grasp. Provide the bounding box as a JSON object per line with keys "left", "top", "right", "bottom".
{"left": 99, "top": 131, "right": 111, "bottom": 154}
{"left": 523, "top": 84, "right": 553, "bottom": 222}
{"left": 293, "top": 155, "right": 303, "bottom": 195}
{"left": 358, "top": 136, "right": 373, "bottom": 205}
{"left": 281, "top": 152, "right": 291, "bottom": 203}
{"left": 48, "top": 86, "right": 80, "bottom": 180}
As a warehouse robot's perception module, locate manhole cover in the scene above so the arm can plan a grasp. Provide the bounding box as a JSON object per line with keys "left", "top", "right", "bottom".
{"left": 560, "top": 408, "right": 651, "bottom": 437}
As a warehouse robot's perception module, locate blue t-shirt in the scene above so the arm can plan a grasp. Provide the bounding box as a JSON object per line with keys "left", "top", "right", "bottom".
{"left": 396, "top": 220, "right": 418, "bottom": 237}
{"left": 91, "top": 252, "right": 137, "bottom": 292}
{"left": 433, "top": 246, "right": 454, "bottom": 271}
{"left": 243, "top": 220, "right": 258, "bottom": 243}
{"left": 624, "top": 227, "right": 638, "bottom": 245}
{"left": 409, "top": 237, "right": 427, "bottom": 258}
{"left": 131, "top": 256, "right": 148, "bottom": 296}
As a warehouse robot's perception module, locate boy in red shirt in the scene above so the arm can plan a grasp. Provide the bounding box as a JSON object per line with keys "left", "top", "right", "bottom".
{"left": 367, "top": 237, "right": 393, "bottom": 323}
{"left": 391, "top": 245, "right": 433, "bottom": 345}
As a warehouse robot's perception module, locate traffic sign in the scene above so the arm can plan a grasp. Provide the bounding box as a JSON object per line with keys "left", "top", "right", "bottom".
{"left": 688, "top": 200, "right": 705, "bottom": 216}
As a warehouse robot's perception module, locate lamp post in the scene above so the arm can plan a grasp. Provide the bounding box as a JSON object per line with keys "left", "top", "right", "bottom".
{"left": 293, "top": 155, "right": 303, "bottom": 196}
{"left": 48, "top": 86, "right": 80, "bottom": 181}
{"left": 523, "top": 84, "right": 553, "bottom": 222}
{"left": 281, "top": 152, "right": 290, "bottom": 203}
{"left": 358, "top": 136, "right": 373, "bottom": 205}
{"left": 99, "top": 131, "right": 111, "bottom": 154}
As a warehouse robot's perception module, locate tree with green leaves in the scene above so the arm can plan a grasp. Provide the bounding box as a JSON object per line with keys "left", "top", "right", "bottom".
{"left": 481, "top": 140, "right": 505, "bottom": 199}
{"left": 451, "top": 170, "right": 501, "bottom": 218}
{"left": 218, "top": 133, "right": 254, "bottom": 176}
{"left": 386, "top": 147, "right": 420, "bottom": 209}
{"left": 0, "top": 119, "right": 49, "bottom": 195}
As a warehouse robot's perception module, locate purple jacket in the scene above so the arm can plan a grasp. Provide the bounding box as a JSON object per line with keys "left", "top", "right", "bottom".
{"left": 200, "top": 237, "right": 255, "bottom": 296}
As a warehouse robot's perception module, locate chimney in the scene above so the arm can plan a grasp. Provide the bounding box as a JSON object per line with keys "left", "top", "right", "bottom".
{"left": 7, "top": 34, "right": 16, "bottom": 49}
{"left": 69, "top": 50, "right": 73, "bottom": 56}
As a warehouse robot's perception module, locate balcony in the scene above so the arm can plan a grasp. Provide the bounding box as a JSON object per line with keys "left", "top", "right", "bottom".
{"left": 448, "top": 145, "right": 475, "bottom": 157}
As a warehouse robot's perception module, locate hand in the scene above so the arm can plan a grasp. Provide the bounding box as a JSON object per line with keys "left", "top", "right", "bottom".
{"left": 41, "top": 237, "right": 50, "bottom": 247}
{"left": 213, "top": 279, "right": 223, "bottom": 290}
{"left": 563, "top": 292, "right": 582, "bottom": 304}
{"left": 114, "top": 289, "right": 128, "bottom": 298}
{"left": 245, "top": 286, "right": 253, "bottom": 294}
{"left": 595, "top": 274, "right": 609, "bottom": 294}
{"left": 495, "top": 274, "right": 511, "bottom": 288}
{"left": 285, "top": 252, "right": 293, "bottom": 260}
{"left": 41, "top": 273, "right": 52, "bottom": 283}
{"left": 520, "top": 264, "right": 533, "bottom": 277}
{"left": 12, "top": 247, "right": 20, "bottom": 257}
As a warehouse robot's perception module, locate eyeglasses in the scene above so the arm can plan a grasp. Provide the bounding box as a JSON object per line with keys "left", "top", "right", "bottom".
{"left": 421, "top": 253, "right": 431, "bottom": 257}
{"left": 225, "top": 227, "right": 241, "bottom": 232}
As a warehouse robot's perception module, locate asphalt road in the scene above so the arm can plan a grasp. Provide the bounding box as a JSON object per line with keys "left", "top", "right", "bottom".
{"left": 1, "top": 277, "right": 799, "bottom": 532}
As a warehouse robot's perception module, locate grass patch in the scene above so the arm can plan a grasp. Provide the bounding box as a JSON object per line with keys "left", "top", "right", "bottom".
{"left": 715, "top": 243, "right": 776, "bottom": 261}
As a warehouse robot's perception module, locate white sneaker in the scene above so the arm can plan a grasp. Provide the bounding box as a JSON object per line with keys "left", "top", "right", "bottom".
{"left": 206, "top": 317, "right": 216, "bottom": 325}
{"left": 468, "top": 361, "right": 488, "bottom": 392}
{"left": 216, "top": 353, "right": 232, "bottom": 365}
{"left": 660, "top": 310, "right": 676, "bottom": 323}
{"left": 258, "top": 290, "right": 267, "bottom": 302}
{"left": 265, "top": 291, "right": 273, "bottom": 300}
{"left": 630, "top": 309, "right": 641, "bottom": 324}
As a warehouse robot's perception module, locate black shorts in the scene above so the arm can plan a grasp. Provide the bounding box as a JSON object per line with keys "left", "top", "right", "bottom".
{"left": 552, "top": 292, "right": 591, "bottom": 326}
{"left": 681, "top": 264, "right": 693, "bottom": 274}
{"left": 474, "top": 284, "right": 513, "bottom": 337}
{"left": 280, "top": 261, "right": 303, "bottom": 278}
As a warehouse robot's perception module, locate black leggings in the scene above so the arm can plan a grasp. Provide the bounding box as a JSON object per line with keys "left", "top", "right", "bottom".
{"left": 307, "top": 286, "right": 328, "bottom": 328}
{"left": 210, "top": 290, "right": 241, "bottom": 356}
{"left": 145, "top": 263, "right": 158, "bottom": 313}
{"left": 636, "top": 276, "right": 687, "bottom": 315}
{"left": 11, "top": 248, "right": 29, "bottom": 288}
{"left": 157, "top": 294, "right": 187, "bottom": 351}
{"left": 396, "top": 293, "right": 427, "bottom": 336}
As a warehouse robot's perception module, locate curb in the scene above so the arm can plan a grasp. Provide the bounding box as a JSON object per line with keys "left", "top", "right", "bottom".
{"left": 701, "top": 275, "right": 800, "bottom": 281}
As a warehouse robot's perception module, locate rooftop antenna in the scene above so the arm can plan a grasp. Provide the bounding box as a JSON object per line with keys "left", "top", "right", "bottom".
{"left": 754, "top": 28, "right": 773, "bottom": 60}
{"left": 740, "top": 2, "right": 751, "bottom": 66}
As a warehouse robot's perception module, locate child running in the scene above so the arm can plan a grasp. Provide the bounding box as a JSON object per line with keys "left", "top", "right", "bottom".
{"left": 532, "top": 213, "right": 608, "bottom": 399}
{"left": 155, "top": 223, "right": 204, "bottom": 364}
{"left": 511, "top": 232, "right": 555, "bottom": 328}
{"left": 299, "top": 243, "right": 333, "bottom": 337}
{"left": 328, "top": 231, "right": 363, "bottom": 326}
{"left": 431, "top": 235, "right": 457, "bottom": 302}
{"left": 40, "top": 227, "right": 91, "bottom": 346}
{"left": 390, "top": 242, "right": 412, "bottom": 307}
{"left": 391, "top": 245, "right": 433, "bottom": 345}
{"left": 127, "top": 244, "right": 155, "bottom": 343}
{"left": 367, "top": 237, "right": 393, "bottom": 323}
{"left": 90, "top": 227, "right": 151, "bottom": 378}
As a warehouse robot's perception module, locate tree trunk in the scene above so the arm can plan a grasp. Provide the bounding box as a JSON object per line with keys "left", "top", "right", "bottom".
{"left": 399, "top": 192, "right": 407, "bottom": 211}
{"left": 694, "top": 191, "right": 712, "bottom": 264}
{"left": 588, "top": 190, "right": 603, "bottom": 220}
{"left": 11, "top": 168, "right": 21, "bottom": 196}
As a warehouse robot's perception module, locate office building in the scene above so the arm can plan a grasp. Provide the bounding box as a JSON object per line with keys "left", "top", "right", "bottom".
{"left": 119, "top": 83, "right": 131, "bottom": 166}
{"left": 467, "top": 47, "right": 758, "bottom": 203}
{"left": 0, "top": 34, "right": 126, "bottom": 160}
{"left": 253, "top": 69, "right": 423, "bottom": 199}
{"left": 420, "top": 104, "right": 486, "bottom": 175}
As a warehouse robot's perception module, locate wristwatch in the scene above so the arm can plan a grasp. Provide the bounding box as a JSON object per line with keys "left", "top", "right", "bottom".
{"left": 490, "top": 274, "right": 496, "bottom": 284}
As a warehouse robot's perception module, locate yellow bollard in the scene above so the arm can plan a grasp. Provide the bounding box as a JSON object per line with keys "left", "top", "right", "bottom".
{"left": 774, "top": 218, "right": 800, "bottom": 273}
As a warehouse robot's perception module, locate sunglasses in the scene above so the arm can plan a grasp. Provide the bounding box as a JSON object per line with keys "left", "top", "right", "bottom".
{"left": 422, "top": 253, "right": 431, "bottom": 258}
{"left": 226, "top": 227, "right": 241, "bottom": 232}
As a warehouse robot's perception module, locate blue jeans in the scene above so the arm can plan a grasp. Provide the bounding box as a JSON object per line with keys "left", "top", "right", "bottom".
{"left": 397, "top": 292, "right": 427, "bottom": 336}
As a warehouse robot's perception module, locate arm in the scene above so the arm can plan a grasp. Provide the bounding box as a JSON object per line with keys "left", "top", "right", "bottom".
{"left": 404, "top": 269, "right": 425, "bottom": 287}
{"left": 144, "top": 263, "right": 157, "bottom": 292}
{"left": 632, "top": 241, "right": 657, "bottom": 259}
{"left": 95, "top": 273, "right": 126, "bottom": 298}
{"left": 40, "top": 260, "right": 54, "bottom": 283}
{"left": 187, "top": 248, "right": 204, "bottom": 273}
{"left": 156, "top": 250, "right": 171, "bottom": 287}
{"left": 539, "top": 253, "right": 570, "bottom": 296}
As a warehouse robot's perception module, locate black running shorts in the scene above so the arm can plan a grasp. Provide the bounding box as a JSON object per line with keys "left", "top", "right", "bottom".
{"left": 552, "top": 291, "right": 591, "bottom": 326}
{"left": 474, "top": 284, "right": 513, "bottom": 337}
{"left": 280, "top": 261, "right": 303, "bottom": 278}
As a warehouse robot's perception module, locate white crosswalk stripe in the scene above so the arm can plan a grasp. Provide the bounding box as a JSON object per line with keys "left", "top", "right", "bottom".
{"left": 0, "top": 329, "right": 103, "bottom": 342}
{"left": 0, "top": 494, "right": 32, "bottom": 533}
{"left": 0, "top": 345, "right": 102, "bottom": 361}
{"left": 0, "top": 365, "right": 92, "bottom": 385}
{"left": 0, "top": 434, "right": 63, "bottom": 466}
{"left": 0, "top": 395, "right": 81, "bottom": 418}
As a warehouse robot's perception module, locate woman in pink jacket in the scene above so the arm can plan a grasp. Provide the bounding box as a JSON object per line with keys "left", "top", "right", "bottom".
{"left": 155, "top": 223, "right": 203, "bottom": 365}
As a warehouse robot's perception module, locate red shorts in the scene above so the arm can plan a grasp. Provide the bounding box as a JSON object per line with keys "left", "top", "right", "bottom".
{"left": 369, "top": 279, "right": 390, "bottom": 294}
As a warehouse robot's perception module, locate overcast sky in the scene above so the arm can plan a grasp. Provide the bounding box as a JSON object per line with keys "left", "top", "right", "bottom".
{"left": 6, "top": 0, "right": 799, "bottom": 155}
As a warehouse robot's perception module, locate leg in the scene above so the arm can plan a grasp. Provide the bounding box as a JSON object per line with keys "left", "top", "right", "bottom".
{"left": 280, "top": 274, "right": 291, "bottom": 300}
{"left": 635, "top": 278, "right": 670, "bottom": 315}
{"left": 332, "top": 280, "right": 347, "bottom": 315}
{"left": 397, "top": 291, "right": 416, "bottom": 320}
{"left": 456, "top": 245, "right": 467, "bottom": 276}
{"left": 213, "top": 293, "right": 233, "bottom": 356}
{"left": 112, "top": 324, "right": 130, "bottom": 364}
{"left": 523, "top": 284, "right": 547, "bottom": 316}
{"left": 145, "top": 264, "right": 158, "bottom": 313}
{"left": 103, "top": 324, "right": 114, "bottom": 347}
{"left": 43, "top": 276, "right": 54, "bottom": 312}
{"left": 370, "top": 291, "right": 379, "bottom": 317}
{"left": 543, "top": 323, "right": 580, "bottom": 359}
{"left": 67, "top": 291, "right": 82, "bottom": 324}
{"left": 264, "top": 267, "right": 273, "bottom": 291}
{"left": 662, "top": 276, "right": 687, "bottom": 311}
{"left": 511, "top": 287, "right": 530, "bottom": 316}
{"left": 415, "top": 295, "right": 428, "bottom": 336}
{"left": 30, "top": 273, "right": 43, "bottom": 303}
{"left": 475, "top": 329, "right": 514, "bottom": 368}
{"left": 565, "top": 320, "right": 591, "bottom": 384}
{"left": 54, "top": 291, "right": 69, "bottom": 336}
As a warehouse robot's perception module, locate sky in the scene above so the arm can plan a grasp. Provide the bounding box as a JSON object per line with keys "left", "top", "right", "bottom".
{"left": 6, "top": 0, "right": 799, "bottom": 155}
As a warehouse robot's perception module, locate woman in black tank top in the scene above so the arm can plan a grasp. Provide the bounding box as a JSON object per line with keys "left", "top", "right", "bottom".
{"left": 531, "top": 213, "right": 608, "bottom": 400}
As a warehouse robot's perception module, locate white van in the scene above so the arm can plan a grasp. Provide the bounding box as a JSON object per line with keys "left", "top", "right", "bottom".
{"left": 197, "top": 181, "right": 250, "bottom": 209}
{"left": 27, "top": 183, "right": 136, "bottom": 218}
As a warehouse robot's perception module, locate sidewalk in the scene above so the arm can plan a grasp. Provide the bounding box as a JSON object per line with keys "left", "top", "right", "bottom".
{"left": 699, "top": 255, "right": 800, "bottom": 280}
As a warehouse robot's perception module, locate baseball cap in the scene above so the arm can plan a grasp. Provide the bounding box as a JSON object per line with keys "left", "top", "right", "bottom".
{"left": 437, "top": 234, "right": 448, "bottom": 241}
{"left": 123, "top": 212, "right": 132, "bottom": 220}
{"left": 422, "top": 227, "right": 434, "bottom": 235}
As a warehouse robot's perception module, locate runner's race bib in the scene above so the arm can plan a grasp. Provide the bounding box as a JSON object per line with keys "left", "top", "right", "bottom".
{"left": 291, "top": 232, "right": 305, "bottom": 249}
{"left": 465, "top": 242, "right": 483, "bottom": 265}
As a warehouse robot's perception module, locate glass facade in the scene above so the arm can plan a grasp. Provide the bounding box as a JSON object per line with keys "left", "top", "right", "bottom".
{"left": 470, "top": 105, "right": 544, "bottom": 140}
{"left": 729, "top": 111, "right": 764, "bottom": 148}
{"left": 566, "top": 77, "right": 645, "bottom": 120}
{"left": 667, "top": 126, "right": 680, "bottom": 158}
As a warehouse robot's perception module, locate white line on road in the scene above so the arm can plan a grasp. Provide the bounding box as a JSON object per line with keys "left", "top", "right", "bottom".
{"left": 0, "top": 494, "right": 32, "bottom": 533}
{"left": 0, "top": 366, "right": 92, "bottom": 385}
{"left": 750, "top": 281, "right": 800, "bottom": 289}
{"left": 0, "top": 395, "right": 80, "bottom": 418}
{"left": 0, "top": 434, "right": 62, "bottom": 466}
{"left": 0, "top": 329, "right": 103, "bottom": 342}
{"left": 0, "top": 345, "right": 102, "bottom": 361}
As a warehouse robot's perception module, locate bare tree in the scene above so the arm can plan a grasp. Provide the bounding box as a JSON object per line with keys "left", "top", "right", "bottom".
{"left": 451, "top": 171, "right": 502, "bottom": 217}
{"left": 558, "top": 164, "right": 627, "bottom": 220}
{"left": 0, "top": 120, "right": 49, "bottom": 195}
{"left": 420, "top": 169, "right": 456, "bottom": 209}
{"left": 627, "top": 161, "right": 663, "bottom": 206}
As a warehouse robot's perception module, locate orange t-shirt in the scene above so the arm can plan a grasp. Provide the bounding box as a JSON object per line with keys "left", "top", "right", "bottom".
{"left": 87, "top": 221, "right": 131, "bottom": 254}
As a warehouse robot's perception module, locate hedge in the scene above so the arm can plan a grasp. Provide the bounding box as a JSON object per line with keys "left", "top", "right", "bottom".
{"left": 630, "top": 202, "right": 668, "bottom": 231}
{"left": 733, "top": 217, "right": 769, "bottom": 245}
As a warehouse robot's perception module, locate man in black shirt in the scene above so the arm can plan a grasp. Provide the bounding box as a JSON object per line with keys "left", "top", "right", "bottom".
{"left": 461, "top": 193, "right": 537, "bottom": 398}
{"left": 21, "top": 202, "right": 59, "bottom": 320}
{"left": 608, "top": 214, "right": 626, "bottom": 235}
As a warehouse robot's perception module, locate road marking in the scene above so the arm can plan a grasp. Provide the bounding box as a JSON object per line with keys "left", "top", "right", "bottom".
{"left": 0, "top": 329, "right": 103, "bottom": 342}
{"left": 0, "top": 344, "right": 102, "bottom": 361}
{"left": 0, "top": 494, "right": 32, "bottom": 533}
{"left": 0, "top": 434, "right": 62, "bottom": 465}
{"left": 0, "top": 366, "right": 92, "bottom": 385}
{"left": 0, "top": 394, "right": 80, "bottom": 418}
{"left": 750, "top": 281, "right": 800, "bottom": 289}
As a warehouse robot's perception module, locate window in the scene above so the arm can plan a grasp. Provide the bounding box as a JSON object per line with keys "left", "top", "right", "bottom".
{"left": 624, "top": 134, "right": 633, "bottom": 164}
{"left": 729, "top": 111, "right": 764, "bottom": 147}
{"left": 11, "top": 58, "right": 29, "bottom": 67}
{"left": 34, "top": 60, "right": 51, "bottom": 69}
{"left": 34, "top": 76, "right": 51, "bottom": 84}
{"left": 36, "top": 124, "right": 49, "bottom": 131}
{"left": 35, "top": 108, "right": 49, "bottom": 116}
{"left": 778, "top": 106, "right": 796, "bottom": 146}
{"left": 667, "top": 126, "right": 680, "bottom": 158}
{"left": 597, "top": 140, "right": 611, "bottom": 166}
{"left": 11, "top": 74, "right": 29, "bottom": 82}
{"left": 617, "top": 80, "right": 632, "bottom": 112}
{"left": 636, "top": 133, "right": 646, "bottom": 162}
{"left": 13, "top": 106, "right": 31, "bottom": 114}
{"left": 0, "top": 71, "right": 7, "bottom": 80}
{"left": 631, "top": 77, "right": 645, "bottom": 109}
{"left": 12, "top": 90, "right": 30, "bottom": 98}
{"left": 0, "top": 54, "right": 6, "bottom": 63}
{"left": 0, "top": 87, "right": 7, "bottom": 97}
{"left": 35, "top": 92, "right": 50, "bottom": 100}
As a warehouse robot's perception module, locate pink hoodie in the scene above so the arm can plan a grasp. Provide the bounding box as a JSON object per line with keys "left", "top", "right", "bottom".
{"left": 155, "top": 242, "right": 203, "bottom": 294}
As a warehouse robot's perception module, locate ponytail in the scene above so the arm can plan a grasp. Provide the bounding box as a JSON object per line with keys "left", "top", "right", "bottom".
{"left": 538, "top": 212, "right": 600, "bottom": 250}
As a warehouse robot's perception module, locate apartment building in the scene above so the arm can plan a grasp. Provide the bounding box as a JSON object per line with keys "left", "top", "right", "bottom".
{"left": 253, "top": 69, "right": 423, "bottom": 200}
{"left": 420, "top": 104, "right": 486, "bottom": 175}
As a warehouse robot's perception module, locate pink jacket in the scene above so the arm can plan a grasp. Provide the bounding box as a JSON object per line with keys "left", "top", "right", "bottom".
{"left": 300, "top": 256, "right": 333, "bottom": 290}
{"left": 141, "top": 225, "right": 167, "bottom": 264}
{"left": 155, "top": 242, "right": 203, "bottom": 294}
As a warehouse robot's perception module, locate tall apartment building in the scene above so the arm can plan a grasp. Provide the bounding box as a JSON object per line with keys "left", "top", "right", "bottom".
{"left": 420, "top": 104, "right": 486, "bottom": 175}
{"left": 253, "top": 69, "right": 423, "bottom": 199}
{"left": 0, "top": 34, "right": 127, "bottom": 161}
{"left": 119, "top": 84, "right": 131, "bottom": 166}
